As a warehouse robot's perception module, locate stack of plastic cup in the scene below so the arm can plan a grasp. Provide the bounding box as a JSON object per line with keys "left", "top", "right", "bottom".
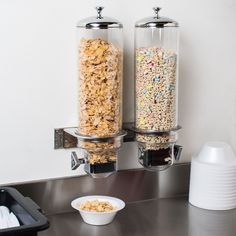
{"left": 189, "top": 141, "right": 236, "bottom": 210}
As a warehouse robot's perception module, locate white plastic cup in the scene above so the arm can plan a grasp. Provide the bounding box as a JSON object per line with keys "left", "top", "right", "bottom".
{"left": 189, "top": 142, "right": 236, "bottom": 210}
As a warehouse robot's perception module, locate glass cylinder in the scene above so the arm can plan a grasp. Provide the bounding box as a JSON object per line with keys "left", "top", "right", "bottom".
{"left": 135, "top": 7, "right": 179, "bottom": 133}
{"left": 76, "top": 7, "right": 123, "bottom": 170}
{"left": 77, "top": 7, "right": 123, "bottom": 137}
{"left": 134, "top": 7, "right": 180, "bottom": 169}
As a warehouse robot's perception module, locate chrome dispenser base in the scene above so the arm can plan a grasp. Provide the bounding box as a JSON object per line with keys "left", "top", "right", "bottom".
{"left": 129, "top": 124, "right": 183, "bottom": 171}
{"left": 84, "top": 163, "right": 116, "bottom": 178}
{"left": 138, "top": 144, "right": 183, "bottom": 171}
{"left": 71, "top": 151, "right": 116, "bottom": 178}
{"left": 66, "top": 130, "right": 127, "bottom": 178}
{"left": 54, "top": 123, "right": 182, "bottom": 175}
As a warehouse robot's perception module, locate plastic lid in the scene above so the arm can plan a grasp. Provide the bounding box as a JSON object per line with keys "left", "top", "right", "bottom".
{"left": 135, "top": 7, "right": 178, "bottom": 28}
{"left": 195, "top": 141, "right": 236, "bottom": 165}
{"left": 77, "top": 6, "right": 122, "bottom": 29}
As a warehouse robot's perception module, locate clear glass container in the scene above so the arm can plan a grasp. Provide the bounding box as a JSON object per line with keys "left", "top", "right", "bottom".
{"left": 134, "top": 7, "right": 180, "bottom": 169}
{"left": 77, "top": 7, "right": 123, "bottom": 138}
{"left": 135, "top": 7, "right": 179, "bottom": 133}
{"left": 76, "top": 7, "right": 124, "bottom": 173}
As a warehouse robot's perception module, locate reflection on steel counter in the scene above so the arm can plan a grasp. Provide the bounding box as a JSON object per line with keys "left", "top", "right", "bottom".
{"left": 38, "top": 198, "right": 236, "bottom": 236}
{"left": 12, "top": 165, "right": 190, "bottom": 216}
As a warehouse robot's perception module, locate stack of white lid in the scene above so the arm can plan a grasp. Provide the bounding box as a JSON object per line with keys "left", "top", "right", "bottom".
{"left": 189, "top": 141, "right": 236, "bottom": 210}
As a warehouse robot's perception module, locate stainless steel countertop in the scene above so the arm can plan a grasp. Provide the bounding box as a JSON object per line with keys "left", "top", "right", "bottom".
{"left": 12, "top": 165, "right": 190, "bottom": 215}
{"left": 39, "top": 197, "right": 236, "bottom": 236}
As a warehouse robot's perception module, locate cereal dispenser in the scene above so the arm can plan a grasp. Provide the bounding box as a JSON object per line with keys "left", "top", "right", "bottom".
{"left": 71, "top": 6, "right": 126, "bottom": 178}
{"left": 54, "top": 6, "right": 182, "bottom": 177}
{"left": 134, "top": 7, "right": 182, "bottom": 170}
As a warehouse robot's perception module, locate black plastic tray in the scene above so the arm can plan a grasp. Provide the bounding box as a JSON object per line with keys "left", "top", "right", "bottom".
{"left": 0, "top": 187, "right": 49, "bottom": 236}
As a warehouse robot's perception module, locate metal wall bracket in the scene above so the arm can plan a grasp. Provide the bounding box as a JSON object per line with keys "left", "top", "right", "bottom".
{"left": 54, "top": 128, "right": 78, "bottom": 149}
{"left": 54, "top": 123, "right": 135, "bottom": 150}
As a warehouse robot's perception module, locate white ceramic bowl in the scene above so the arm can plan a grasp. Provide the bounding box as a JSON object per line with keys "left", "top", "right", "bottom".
{"left": 71, "top": 195, "right": 125, "bottom": 226}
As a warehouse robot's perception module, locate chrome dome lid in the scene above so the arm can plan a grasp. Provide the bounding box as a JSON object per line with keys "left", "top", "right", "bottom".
{"left": 135, "top": 7, "right": 178, "bottom": 28}
{"left": 77, "top": 6, "right": 123, "bottom": 29}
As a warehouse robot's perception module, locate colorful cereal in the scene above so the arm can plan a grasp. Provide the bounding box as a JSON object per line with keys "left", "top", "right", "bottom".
{"left": 135, "top": 47, "right": 177, "bottom": 132}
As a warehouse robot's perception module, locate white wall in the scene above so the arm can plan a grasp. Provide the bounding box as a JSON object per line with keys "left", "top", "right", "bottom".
{"left": 0, "top": 0, "right": 236, "bottom": 184}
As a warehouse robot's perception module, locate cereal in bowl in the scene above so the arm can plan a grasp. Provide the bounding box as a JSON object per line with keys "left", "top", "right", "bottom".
{"left": 79, "top": 200, "right": 115, "bottom": 212}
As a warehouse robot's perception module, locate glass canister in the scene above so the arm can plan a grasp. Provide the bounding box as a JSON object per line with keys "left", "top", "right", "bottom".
{"left": 135, "top": 7, "right": 179, "bottom": 133}
{"left": 77, "top": 6, "right": 123, "bottom": 137}
{"left": 76, "top": 7, "right": 124, "bottom": 176}
{"left": 134, "top": 7, "right": 180, "bottom": 169}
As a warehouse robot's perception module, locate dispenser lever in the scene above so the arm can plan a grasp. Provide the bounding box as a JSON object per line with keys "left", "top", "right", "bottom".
{"left": 174, "top": 145, "right": 183, "bottom": 161}
{"left": 71, "top": 151, "right": 85, "bottom": 170}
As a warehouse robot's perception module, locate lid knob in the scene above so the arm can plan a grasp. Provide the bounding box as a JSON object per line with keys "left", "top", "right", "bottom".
{"left": 153, "top": 7, "right": 161, "bottom": 18}
{"left": 95, "top": 6, "right": 104, "bottom": 19}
